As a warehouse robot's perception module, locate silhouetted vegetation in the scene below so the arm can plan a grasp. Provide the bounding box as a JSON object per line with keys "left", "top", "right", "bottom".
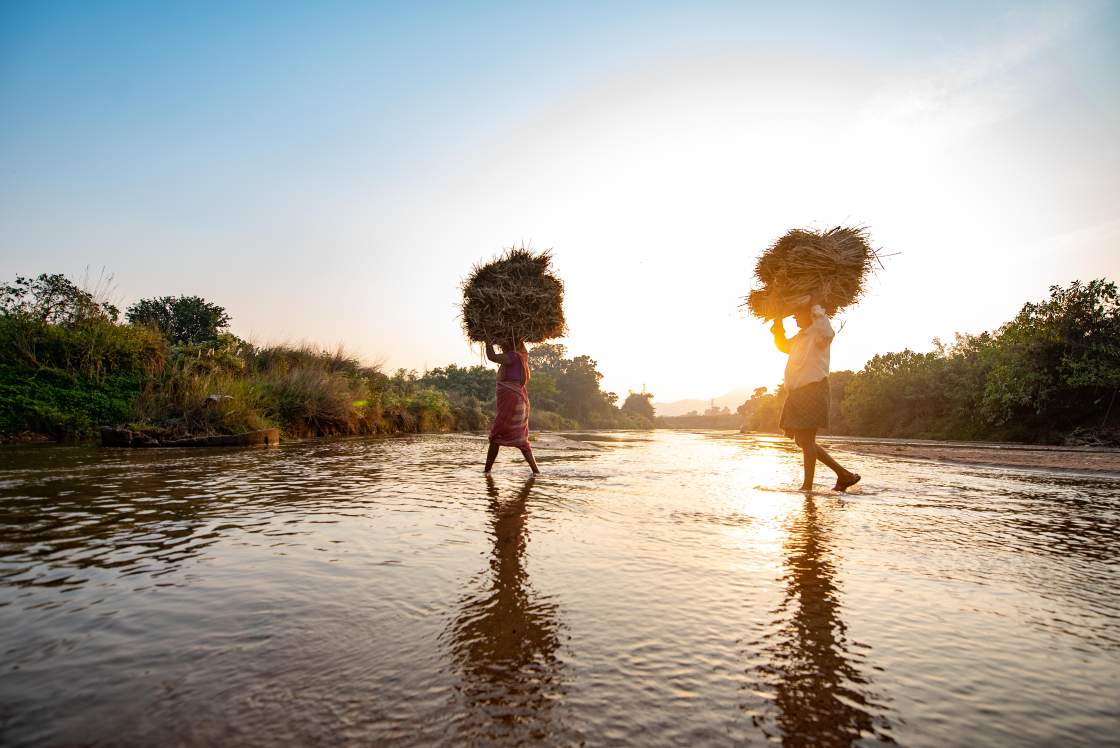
{"left": 621, "top": 391, "right": 655, "bottom": 422}
{"left": 657, "top": 411, "right": 744, "bottom": 429}
{"left": 1, "top": 274, "right": 653, "bottom": 442}
{"left": 657, "top": 399, "right": 744, "bottom": 429}
{"left": 9, "top": 272, "right": 1110, "bottom": 445}
{"left": 739, "top": 280, "right": 1119, "bottom": 445}
{"left": 527, "top": 343, "right": 654, "bottom": 429}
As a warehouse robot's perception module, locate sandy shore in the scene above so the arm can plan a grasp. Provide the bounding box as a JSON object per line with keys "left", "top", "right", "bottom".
{"left": 828, "top": 438, "right": 1120, "bottom": 476}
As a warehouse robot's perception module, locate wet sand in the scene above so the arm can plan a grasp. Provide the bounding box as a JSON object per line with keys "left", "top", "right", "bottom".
{"left": 827, "top": 437, "right": 1120, "bottom": 476}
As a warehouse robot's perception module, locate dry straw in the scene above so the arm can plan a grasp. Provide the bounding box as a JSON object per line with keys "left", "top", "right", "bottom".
{"left": 746, "top": 226, "right": 881, "bottom": 320}
{"left": 460, "top": 246, "right": 567, "bottom": 343}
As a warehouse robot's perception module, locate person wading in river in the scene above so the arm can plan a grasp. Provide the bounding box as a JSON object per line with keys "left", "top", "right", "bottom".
{"left": 484, "top": 338, "right": 540, "bottom": 474}
{"left": 772, "top": 296, "right": 860, "bottom": 492}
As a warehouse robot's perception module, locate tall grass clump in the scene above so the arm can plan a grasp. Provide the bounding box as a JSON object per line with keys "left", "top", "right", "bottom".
{"left": 257, "top": 364, "right": 363, "bottom": 436}
{"left": 129, "top": 335, "right": 268, "bottom": 438}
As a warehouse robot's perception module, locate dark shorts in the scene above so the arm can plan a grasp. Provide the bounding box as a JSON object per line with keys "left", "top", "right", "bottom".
{"left": 780, "top": 378, "right": 830, "bottom": 437}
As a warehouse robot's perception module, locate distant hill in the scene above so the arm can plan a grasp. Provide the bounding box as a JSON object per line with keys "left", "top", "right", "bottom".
{"left": 653, "top": 388, "right": 753, "bottom": 417}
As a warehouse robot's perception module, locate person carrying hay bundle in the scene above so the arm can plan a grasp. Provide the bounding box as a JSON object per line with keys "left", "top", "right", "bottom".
{"left": 772, "top": 296, "right": 861, "bottom": 493}
{"left": 484, "top": 337, "right": 540, "bottom": 474}
{"left": 461, "top": 246, "right": 564, "bottom": 474}
{"left": 749, "top": 227, "right": 878, "bottom": 492}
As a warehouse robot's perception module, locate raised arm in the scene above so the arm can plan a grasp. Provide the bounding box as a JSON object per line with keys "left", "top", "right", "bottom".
{"left": 484, "top": 341, "right": 506, "bottom": 365}
{"left": 771, "top": 318, "right": 792, "bottom": 354}
{"left": 810, "top": 304, "right": 835, "bottom": 348}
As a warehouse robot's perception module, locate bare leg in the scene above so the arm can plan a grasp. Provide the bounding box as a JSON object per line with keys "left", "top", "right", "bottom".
{"left": 796, "top": 431, "right": 816, "bottom": 491}
{"left": 520, "top": 446, "right": 541, "bottom": 474}
{"left": 816, "top": 444, "right": 861, "bottom": 491}
{"left": 484, "top": 442, "right": 500, "bottom": 473}
{"left": 815, "top": 445, "right": 845, "bottom": 476}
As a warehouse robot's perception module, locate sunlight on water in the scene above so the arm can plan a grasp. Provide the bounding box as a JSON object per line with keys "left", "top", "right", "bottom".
{"left": 1, "top": 432, "right": 1117, "bottom": 746}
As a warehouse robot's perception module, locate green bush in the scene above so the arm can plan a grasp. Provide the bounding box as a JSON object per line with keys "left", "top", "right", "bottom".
{"left": 1, "top": 272, "right": 663, "bottom": 440}
{"left": 0, "top": 315, "right": 166, "bottom": 381}
{"left": 838, "top": 279, "right": 1119, "bottom": 443}
{"left": 529, "top": 408, "right": 578, "bottom": 431}
{"left": 0, "top": 364, "right": 142, "bottom": 440}
{"left": 449, "top": 395, "right": 490, "bottom": 431}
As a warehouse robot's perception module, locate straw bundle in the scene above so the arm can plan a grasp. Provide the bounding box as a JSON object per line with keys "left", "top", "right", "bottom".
{"left": 460, "top": 247, "right": 566, "bottom": 343}
{"left": 746, "top": 226, "right": 878, "bottom": 319}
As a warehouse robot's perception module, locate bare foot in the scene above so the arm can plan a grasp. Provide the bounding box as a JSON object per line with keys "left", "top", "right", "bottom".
{"left": 834, "top": 472, "right": 861, "bottom": 492}
{"left": 798, "top": 483, "right": 813, "bottom": 492}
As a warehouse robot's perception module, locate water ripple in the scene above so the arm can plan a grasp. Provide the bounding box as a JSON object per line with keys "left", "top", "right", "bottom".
{"left": 1, "top": 433, "right": 1117, "bottom": 746}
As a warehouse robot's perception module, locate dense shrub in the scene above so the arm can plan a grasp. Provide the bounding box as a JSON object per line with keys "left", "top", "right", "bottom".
{"left": 1, "top": 273, "right": 657, "bottom": 442}
{"left": 126, "top": 295, "right": 231, "bottom": 345}
{"left": 738, "top": 279, "right": 1120, "bottom": 445}
{"left": 0, "top": 364, "right": 142, "bottom": 440}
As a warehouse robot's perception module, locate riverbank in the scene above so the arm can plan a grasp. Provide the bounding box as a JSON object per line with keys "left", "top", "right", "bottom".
{"left": 724, "top": 429, "right": 1120, "bottom": 476}
{"left": 831, "top": 437, "right": 1120, "bottom": 476}
{"left": 0, "top": 304, "right": 650, "bottom": 443}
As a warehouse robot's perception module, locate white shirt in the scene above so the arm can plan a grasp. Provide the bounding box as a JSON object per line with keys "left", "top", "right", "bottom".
{"left": 783, "top": 305, "right": 835, "bottom": 391}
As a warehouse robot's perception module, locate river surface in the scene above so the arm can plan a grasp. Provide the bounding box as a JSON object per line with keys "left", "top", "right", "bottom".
{"left": 1, "top": 431, "right": 1118, "bottom": 746}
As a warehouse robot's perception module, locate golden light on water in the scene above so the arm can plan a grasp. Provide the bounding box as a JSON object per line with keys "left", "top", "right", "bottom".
{"left": 2, "top": 432, "right": 1119, "bottom": 744}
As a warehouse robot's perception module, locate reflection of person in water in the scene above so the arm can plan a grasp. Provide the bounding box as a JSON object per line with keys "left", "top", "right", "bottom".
{"left": 443, "top": 475, "right": 564, "bottom": 742}
{"left": 750, "top": 497, "right": 894, "bottom": 746}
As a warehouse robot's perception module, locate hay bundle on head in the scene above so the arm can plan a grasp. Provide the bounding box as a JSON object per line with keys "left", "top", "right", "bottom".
{"left": 746, "top": 226, "right": 879, "bottom": 320}
{"left": 460, "top": 246, "right": 566, "bottom": 343}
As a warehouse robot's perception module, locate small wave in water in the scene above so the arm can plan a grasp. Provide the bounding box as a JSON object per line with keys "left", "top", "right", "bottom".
{"left": 1, "top": 432, "right": 1117, "bottom": 746}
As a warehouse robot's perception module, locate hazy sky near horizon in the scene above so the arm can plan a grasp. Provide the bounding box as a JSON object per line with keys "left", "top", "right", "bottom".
{"left": 2, "top": 1, "right": 1118, "bottom": 402}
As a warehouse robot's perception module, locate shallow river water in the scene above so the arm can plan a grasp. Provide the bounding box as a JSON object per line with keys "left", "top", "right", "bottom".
{"left": 1, "top": 431, "right": 1118, "bottom": 746}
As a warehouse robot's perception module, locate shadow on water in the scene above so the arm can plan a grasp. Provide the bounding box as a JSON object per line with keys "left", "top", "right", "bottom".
{"left": 747, "top": 496, "right": 896, "bottom": 747}
{"left": 442, "top": 475, "right": 566, "bottom": 743}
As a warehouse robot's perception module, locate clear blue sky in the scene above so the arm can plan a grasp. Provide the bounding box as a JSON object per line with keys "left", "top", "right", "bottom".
{"left": 2, "top": 1, "right": 1118, "bottom": 400}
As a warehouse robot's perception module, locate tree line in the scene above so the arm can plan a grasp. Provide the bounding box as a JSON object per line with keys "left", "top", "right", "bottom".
{"left": 738, "top": 279, "right": 1119, "bottom": 445}
{"left": 3, "top": 273, "right": 1114, "bottom": 444}
{"left": 0, "top": 274, "right": 654, "bottom": 441}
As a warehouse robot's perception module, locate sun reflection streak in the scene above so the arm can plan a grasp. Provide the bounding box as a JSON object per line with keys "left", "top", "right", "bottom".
{"left": 743, "top": 494, "right": 896, "bottom": 746}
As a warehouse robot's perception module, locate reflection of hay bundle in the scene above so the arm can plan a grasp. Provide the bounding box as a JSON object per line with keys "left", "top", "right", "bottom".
{"left": 461, "top": 247, "right": 566, "bottom": 343}
{"left": 746, "top": 226, "right": 879, "bottom": 319}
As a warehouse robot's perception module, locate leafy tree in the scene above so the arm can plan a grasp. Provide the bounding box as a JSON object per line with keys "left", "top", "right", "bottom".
{"left": 524, "top": 342, "right": 642, "bottom": 427}
{"left": 836, "top": 279, "right": 1119, "bottom": 443}
{"left": 737, "top": 385, "right": 785, "bottom": 432}
{"left": 981, "top": 279, "right": 1119, "bottom": 438}
{"left": 420, "top": 364, "right": 493, "bottom": 402}
{"left": 1, "top": 273, "right": 119, "bottom": 324}
{"left": 827, "top": 370, "right": 855, "bottom": 433}
{"left": 527, "top": 370, "right": 561, "bottom": 412}
{"left": 528, "top": 342, "right": 568, "bottom": 374}
{"left": 621, "top": 391, "right": 655, "bottom": 422}
{"left": 557, "top": 354, "right": 611, "bottom": 424}
{"left": 738, "top": 386, "right": 768, "bottom": 413}
{"left": 842, "top": 350, "right": 940, "bottom": 436}
{"left": 126, "top": 295, "right": 231, "bottom": 345}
